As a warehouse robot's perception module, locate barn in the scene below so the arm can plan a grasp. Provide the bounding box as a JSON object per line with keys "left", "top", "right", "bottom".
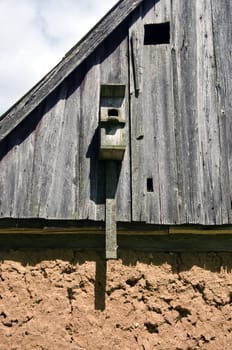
{"left": 0, "top": 0, "right": 232, "bottom": 348}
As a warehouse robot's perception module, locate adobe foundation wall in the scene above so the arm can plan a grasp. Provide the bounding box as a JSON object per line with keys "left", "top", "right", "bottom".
{"left": 0, "top": 250, "right": 231, "bottom": 349}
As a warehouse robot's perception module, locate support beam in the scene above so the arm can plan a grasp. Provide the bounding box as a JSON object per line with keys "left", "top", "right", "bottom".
{"left": 105, "top": 161, "right": 118, "bottom": 259}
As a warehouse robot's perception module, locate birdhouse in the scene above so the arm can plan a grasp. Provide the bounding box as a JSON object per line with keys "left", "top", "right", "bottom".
{"left": 99, "top": 84, "right": 126, "bottom": 160}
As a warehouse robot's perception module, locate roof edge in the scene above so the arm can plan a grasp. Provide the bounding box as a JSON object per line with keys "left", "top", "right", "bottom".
{"left": 0, "top": 0, "right": 144, "bottom": 142}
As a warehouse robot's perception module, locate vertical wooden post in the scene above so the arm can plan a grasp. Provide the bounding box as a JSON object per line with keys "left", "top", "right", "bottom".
{"left": 105, "top": 161, "right": 117, "bottom": 259}
{"left": 130, "top": 31, "right": 140, "bottom": 95}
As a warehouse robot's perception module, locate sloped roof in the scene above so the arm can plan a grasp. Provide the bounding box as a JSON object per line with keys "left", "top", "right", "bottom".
{"left": 0, "top": 0, "right": 144, "bottom": 142}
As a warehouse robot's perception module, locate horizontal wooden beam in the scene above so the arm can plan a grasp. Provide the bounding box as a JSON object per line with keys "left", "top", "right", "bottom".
{"left": 169, "top": 226, "right": 232, "bottom": 235}
{"left": 1, "top": 222, "right": 232, "bottom": 235}
{"left": 0, "top": 234, "right": 231, "bottom": 251}
{"left": 0, "top": 228, "right": 168, "bottom": 235}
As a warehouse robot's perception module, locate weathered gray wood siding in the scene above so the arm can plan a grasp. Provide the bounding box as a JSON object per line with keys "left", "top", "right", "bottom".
{"left": 130, "top": 0, "right": 178, "bottom": 224}
{"left": 0, "top": 26, "right": 130, "bottom": 221}
{"left": 0, "top": 0, "right": 232, "bottom": 225}
{"left": 130, "top": 0, "right": 232, "bottom": 224}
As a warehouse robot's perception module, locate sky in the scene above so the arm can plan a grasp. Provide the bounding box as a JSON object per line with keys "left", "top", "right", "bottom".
{"left": 0, "top": 0, "right": 118, "bottom": 115}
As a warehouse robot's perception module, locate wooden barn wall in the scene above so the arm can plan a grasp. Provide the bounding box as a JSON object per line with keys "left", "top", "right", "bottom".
{"left": 129, "top": 0, "right": 232, "bottom": 225}
{"left": 171, "top": 0, "right": 232, "bottom": 225}
{"left": 0, "top": 25, "right": 130, "bottom": 222}
{"left": 0, "top": 0, "right": 232, "bottom": 225}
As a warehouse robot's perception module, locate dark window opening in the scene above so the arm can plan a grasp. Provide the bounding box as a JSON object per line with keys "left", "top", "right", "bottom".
{"left": 144, "top": 22, "right": 170, "bottom": 45}
{"left": 147, "top": 178, "right": 154, "bottom": 192}
{"left": 108, "top": 109, "right": 119, "bottom": 117}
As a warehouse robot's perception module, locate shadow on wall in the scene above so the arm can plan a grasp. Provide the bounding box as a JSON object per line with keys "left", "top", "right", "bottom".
{"left": 86, "top": 128, "right": 123, "bottom": 205}
{"left": 0, "top": 249, "right": 231, "bottom": 311}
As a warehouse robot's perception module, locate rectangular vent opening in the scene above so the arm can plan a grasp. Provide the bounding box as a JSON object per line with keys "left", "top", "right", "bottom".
{"left": 147, "top": 178, "right": 154, "bottom": 192}
{"left": 144, "top": 22, "right": 170, "bottom": 45}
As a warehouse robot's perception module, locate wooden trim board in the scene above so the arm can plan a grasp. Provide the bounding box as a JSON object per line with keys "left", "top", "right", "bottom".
{"left": 0, "top": 222, "right": 232, "bottom": 235}
{"left": 0, "top": 234, "right": 231, "bottom": 251}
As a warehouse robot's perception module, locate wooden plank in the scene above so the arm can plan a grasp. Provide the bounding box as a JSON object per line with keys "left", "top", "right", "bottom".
{"left": 129, "top": 4, "right": 146, "bottom": 222}
{"left": 0, "top": 228, "right": 168, "bottom": 235}
{"left": 0, "top": 106, "right": 40, "bottom": 217}
{"left": 119, "top": 235, "right": 232, "bottom": 252}
{"left": 172, "top": 0, "right": 201, "bottom": 223}
{"left": 130, "top": 31, "right": 141, "bottom": 94}
{"left": 27, "top": 83, "right": 79, "bottom": 219}
{"left": 0, "top": 66, "right": 91, "bottom": 220}
{"left": 0, "top": 0, "right": 148, "bottom": 142}
{"left": 0, "top": 234, "right": 231, "bottom": 251}
{"left": 2, "top": 227, "right": 232, "bottom": 235}
{"left": 0, "top": 219, "right": 169, "bottom": 235}
{"left": 210, "top": 0, "right": 232, "bottom": 224}
{"left": 105, "top": 162, "right": 118, "bottom": 259}
{"left": 1, "top": 227, "right": 232, "bottom": 235}
{"left": 195, "top": 1, "right": 222, "bottom": 224}
{"left": 171, "top": 0, "right": 231, "bottom": 224}
{"left": 0, "top": 229, "right": 103, "bottom": 235}
{"left": 1, "top": 219, "right": 232, "bottom": 236}
{"left": 169, "top": 227, "right": 232, "bottom": 235}
{"left": 131, "top": 0, "right": 179, "bottom": 224}
{"left": 78, "top": 54, "right": 103, "bottom": 220}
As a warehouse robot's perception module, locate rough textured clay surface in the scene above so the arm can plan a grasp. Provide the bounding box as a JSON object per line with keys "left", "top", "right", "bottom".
{"left": 0, "top": 250, "right": 232, "bottom": 349}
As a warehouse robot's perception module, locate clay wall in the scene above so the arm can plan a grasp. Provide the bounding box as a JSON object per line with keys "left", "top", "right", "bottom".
{"left": 0, "top": 250, "right": 231, "bottom": 349}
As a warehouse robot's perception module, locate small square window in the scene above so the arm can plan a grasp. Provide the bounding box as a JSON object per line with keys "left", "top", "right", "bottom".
{"left": 144, "top": 22, "right": 170, "bottom": 45}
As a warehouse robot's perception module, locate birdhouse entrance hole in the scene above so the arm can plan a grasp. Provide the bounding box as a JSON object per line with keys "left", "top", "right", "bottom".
{"left": 108, "top": 109, "right": 119, "bottom": 117}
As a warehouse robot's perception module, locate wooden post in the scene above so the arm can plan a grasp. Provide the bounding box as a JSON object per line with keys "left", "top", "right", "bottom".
{"left": 105, "top": 161, "right": 118, "bottom": 259}
{"left": 130, "top": 31, "right": 140, "bottom": 94}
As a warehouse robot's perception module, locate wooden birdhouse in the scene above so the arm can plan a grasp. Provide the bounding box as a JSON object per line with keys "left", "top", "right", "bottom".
{"left": 99, "top": 84, "right": 126, "bottom": 160}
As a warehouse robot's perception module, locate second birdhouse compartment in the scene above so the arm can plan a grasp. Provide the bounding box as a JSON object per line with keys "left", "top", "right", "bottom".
{"left": 99, "top": 84, "right": 126, "bottom": 160}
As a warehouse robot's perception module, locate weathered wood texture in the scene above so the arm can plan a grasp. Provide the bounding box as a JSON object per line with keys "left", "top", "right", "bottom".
{"left": 130, "top": 0, "right": 178, "bottom": 224}
{"left": 1, "top": 0, "right": 232, "bottom": 225}
{"left": 0, "top": 26, "right": 130, "bottom": 221}
{"left": 170, "top": 0, "right": 232, "bottom": 224}
{"left": 130, "top": 0, "right": 232, "bottom": 224}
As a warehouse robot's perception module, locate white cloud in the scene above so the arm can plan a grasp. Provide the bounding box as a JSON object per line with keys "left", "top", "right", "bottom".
{"left": 0, "top": 0, "right": 118, "bottom": 115}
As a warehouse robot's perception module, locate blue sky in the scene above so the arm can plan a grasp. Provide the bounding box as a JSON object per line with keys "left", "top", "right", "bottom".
{"left": 0, "top": 0, "right": 118, "bottom": 115}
